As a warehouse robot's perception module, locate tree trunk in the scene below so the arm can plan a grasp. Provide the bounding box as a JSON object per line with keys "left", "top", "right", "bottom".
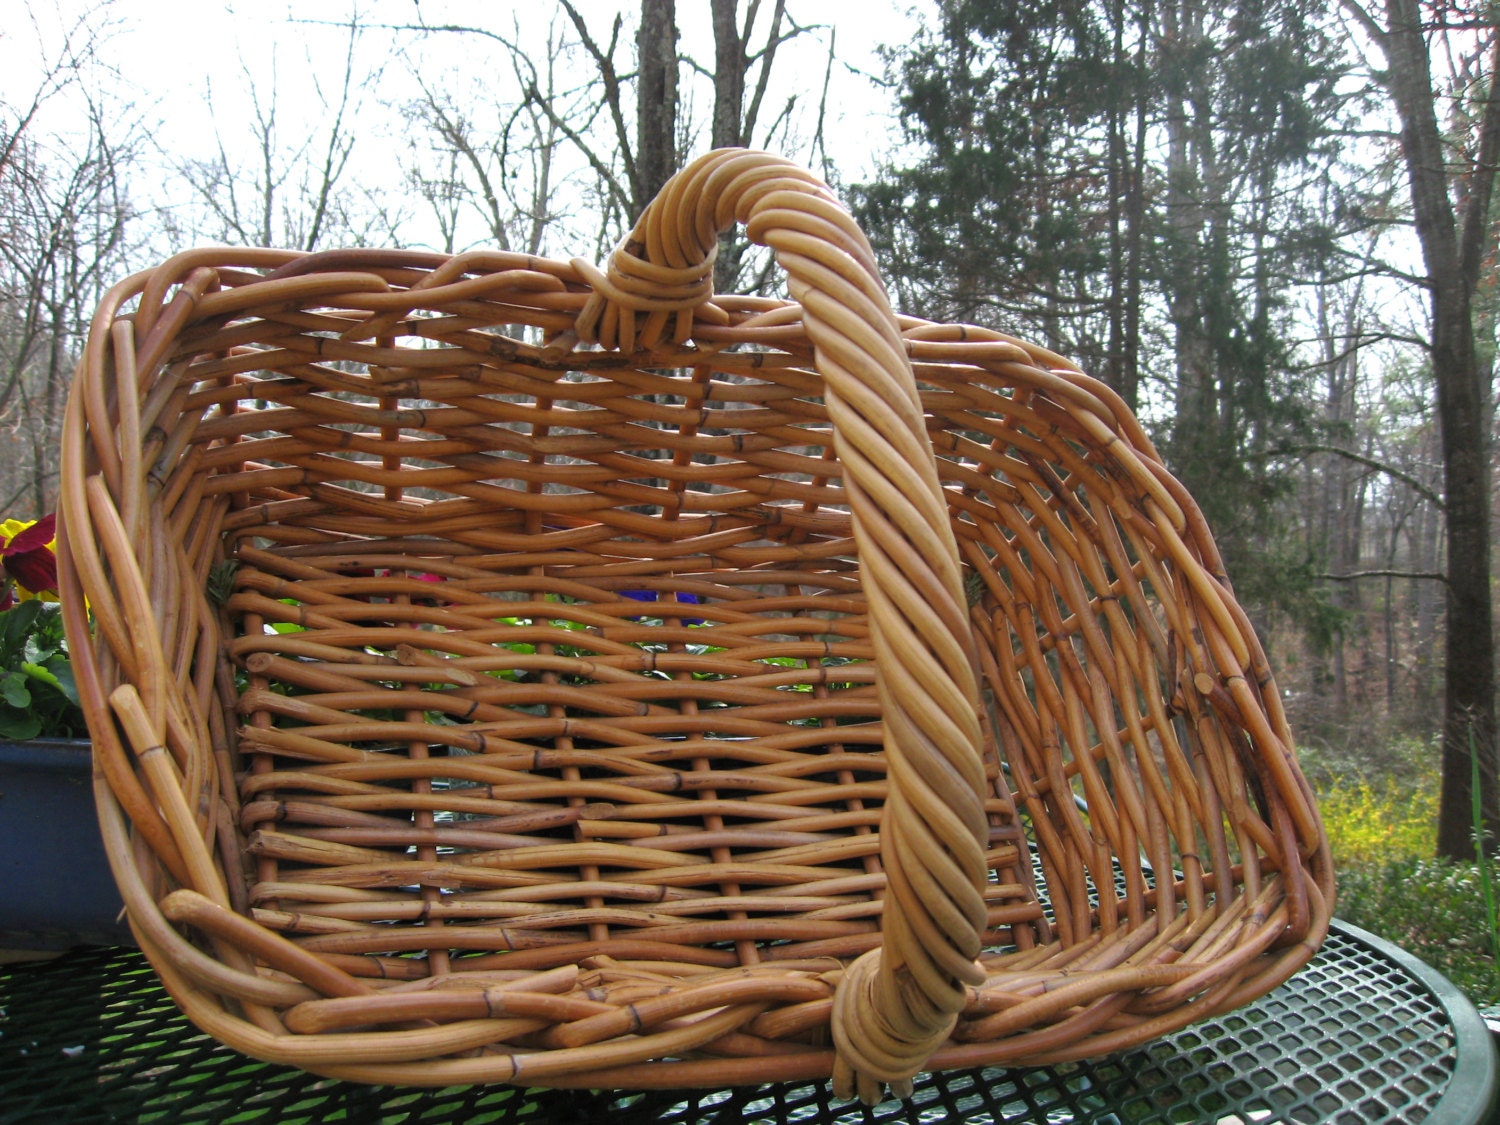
{"left": 1161, "top": 0, "right": 1219, "bottom": 497}
{"left": 1104, "top": 0, "right": 1147, "bottom": 412}
{"left": 1410, "top": 487, "right": 1445, "bottom": 724}
{"left": 1376, "top": 0, "right": 1499, "bottom": 857}
{"left": 710, "top": 0, "right": 747, "bottom": 150}
{"left": 710, "top": 0, "right": 748, "bottom": 292}
{"left": 635, "top": 0, "right": 679, "bottom": 217}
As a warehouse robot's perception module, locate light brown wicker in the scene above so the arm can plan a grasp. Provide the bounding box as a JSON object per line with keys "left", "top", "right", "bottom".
{"left": 59, "top": 149, "right": 1331, "bottom": 1103}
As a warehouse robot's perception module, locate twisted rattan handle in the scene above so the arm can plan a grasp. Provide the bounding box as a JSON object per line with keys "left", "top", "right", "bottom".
{"left": 575, "top": 150, "right": 989, "bottom": 1102}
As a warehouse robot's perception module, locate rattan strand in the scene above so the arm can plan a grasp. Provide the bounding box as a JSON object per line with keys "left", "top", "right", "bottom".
{"left": 58, "top": 149, "right": 1332, "bottom": 1104}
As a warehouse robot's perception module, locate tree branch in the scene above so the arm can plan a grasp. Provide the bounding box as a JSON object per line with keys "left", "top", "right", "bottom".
{"left": 1458, "top": 30, "right": 1500, "bottom": 294}
{"left": 1288, "top": 443, "right": 1444, "bottom": 508}
{"left": 1338, "top": 0, "right": 1387, "bottom": 45}
{"left": 302, "top": 15, "right": 364, "bottom": 251}
{"left": 557, "top": 1, "right": 639, "bottom": 210}
{"left": 1319, "top": 569, "right": 1448, "bottom": 582}
{"left": 743, "top": 0, "right": 790, "bottom": 145}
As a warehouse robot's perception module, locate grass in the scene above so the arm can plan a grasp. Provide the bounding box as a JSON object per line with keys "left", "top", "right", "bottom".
{"left": 1305, "top": 734, "right": 1500, "bottom": 1011}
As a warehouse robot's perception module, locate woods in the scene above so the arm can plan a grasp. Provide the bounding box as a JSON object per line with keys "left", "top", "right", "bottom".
{"left": 1, "top": 0, "right": 1496, "bottom": 855}
{"left": 1347, "top": 0, "right": 1499, "bottom": 856}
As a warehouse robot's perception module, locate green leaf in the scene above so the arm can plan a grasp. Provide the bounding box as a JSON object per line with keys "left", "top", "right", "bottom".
{"left": 0, "top": 601, "right": 44, "bottom": 659}
{"left": 20, "top": 660, "right": 61, "bottom": 690}
{"left": 47, "top": 656, "right": 79, "bottom": 705}
{"left": 0, "top": 706, "right": 42, "bottom": 740}
{"left": 206, "top": 560, "right": 239, "bottom": 606}
{"left": 24, "top": 637, "right": 58, "bottom": 665}
{"left": 2, "top": 672, "right": 32, "bottom": 710}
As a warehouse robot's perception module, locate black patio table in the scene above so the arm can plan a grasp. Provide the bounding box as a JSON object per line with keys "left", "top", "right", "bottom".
{"left": 0, "top": 918, "right": 1493, "bottom": 1125}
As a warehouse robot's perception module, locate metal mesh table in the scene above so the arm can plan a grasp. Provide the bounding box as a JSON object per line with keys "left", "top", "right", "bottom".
{"left": 0, "top": 920, "right": 1493, "bottom": 1125}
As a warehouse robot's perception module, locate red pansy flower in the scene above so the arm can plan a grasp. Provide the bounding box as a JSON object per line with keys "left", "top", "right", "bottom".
{"left": 0, "top": 514, "right": 59, "bottom": 609}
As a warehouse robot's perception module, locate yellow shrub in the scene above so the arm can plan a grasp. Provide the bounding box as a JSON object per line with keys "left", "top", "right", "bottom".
{"left": 1317, "top": 769, "right": 1439, "bottom": 866}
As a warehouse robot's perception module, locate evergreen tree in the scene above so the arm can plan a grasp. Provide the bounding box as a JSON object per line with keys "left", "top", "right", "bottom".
{"left": 853, "top": 0, "right": 1128, "bottom": 375}
{"left": 855, "top": 0, "right": 1354, "bottom": 640}
{"left": 1151, "top": 0, "right": 1349, "bottom": 623}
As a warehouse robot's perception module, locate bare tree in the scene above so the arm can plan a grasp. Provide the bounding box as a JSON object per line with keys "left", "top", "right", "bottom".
{"left": 1342, "top": 0, "right": 1500, "bottom": 858}
{"left": 400, "top": 16, "right": 571, "bottom": 258}
{"left": 2, "top": 5, "right": 117, "bottom": 182}
{"left": 707, "top": 0, "right": 803, "bottom": 290}
{"left": 394, "top": 2, "right": 822, "bottom": 284}
{"left": 636, "top": 0, "right": 680, "bottom": 208}
{"left": 165, "top": 13, "right": 385, "bottom": 251}
{"left": 0, "top": 2, "right": 137, "bottom": 516}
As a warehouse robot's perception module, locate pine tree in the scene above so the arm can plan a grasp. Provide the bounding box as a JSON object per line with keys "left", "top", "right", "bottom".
{"left": 855, "top": 0, "right": 1352, "bottom": 638}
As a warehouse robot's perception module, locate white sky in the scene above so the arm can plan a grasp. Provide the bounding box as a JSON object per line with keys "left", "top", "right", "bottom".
{"left": 106, "top": 1, "right": 917, "bottom": 156}
{"left": 7, "top": 1, "right": 924, "bottom": 255}
{"left": 2, "top": 0, "right": 924, "bottom": 258}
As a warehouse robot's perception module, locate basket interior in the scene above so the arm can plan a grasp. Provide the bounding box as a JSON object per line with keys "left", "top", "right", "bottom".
{"left": 150, "top": 279, "right": 1266, "bottom": 982}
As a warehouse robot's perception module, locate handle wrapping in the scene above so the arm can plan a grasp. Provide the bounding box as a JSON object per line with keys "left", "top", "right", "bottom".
{"left": 577, "top": 149, "right": 990, "bottom": 1100}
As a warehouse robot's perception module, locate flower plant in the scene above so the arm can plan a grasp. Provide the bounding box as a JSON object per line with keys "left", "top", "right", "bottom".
{"left": 0, "top": 514, "right": 87, "bottom": 740}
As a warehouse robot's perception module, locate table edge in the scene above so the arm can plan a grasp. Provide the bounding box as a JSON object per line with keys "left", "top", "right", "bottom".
{"left": 1329, "top": 918, "right": 1498, "bottom": 1125}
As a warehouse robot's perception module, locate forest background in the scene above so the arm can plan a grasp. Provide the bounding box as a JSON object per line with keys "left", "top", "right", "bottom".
{"left": 3, "top": 0, "right": 1498, "bottom": 1003}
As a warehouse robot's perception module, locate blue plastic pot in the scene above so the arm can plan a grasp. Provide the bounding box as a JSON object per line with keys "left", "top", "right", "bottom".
{"left": 0, "top": 740, "right": 132, "bottom": 949}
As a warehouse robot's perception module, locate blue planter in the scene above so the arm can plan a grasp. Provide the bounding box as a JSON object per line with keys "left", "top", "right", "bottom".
{"left": 0, "top": 740, "right": 132, "bottom": 949}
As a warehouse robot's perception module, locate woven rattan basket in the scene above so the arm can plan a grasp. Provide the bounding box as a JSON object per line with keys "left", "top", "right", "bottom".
{"left": 59, "top": 149, "right": 1331, "bottom": 1103}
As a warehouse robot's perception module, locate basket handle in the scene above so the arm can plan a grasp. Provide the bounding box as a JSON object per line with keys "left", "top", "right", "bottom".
{"left": 575, "top": 149, "right": 989, "bottom": 1102}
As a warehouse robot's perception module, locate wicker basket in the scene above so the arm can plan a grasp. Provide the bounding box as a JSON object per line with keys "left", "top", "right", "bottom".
{"left": 59, "top": 149, "right": 1331, "bottom": 1103}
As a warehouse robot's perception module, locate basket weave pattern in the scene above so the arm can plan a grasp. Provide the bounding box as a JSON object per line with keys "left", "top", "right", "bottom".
{"left": 59, "top": 150, "right": 1331, "bottom": 1101}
